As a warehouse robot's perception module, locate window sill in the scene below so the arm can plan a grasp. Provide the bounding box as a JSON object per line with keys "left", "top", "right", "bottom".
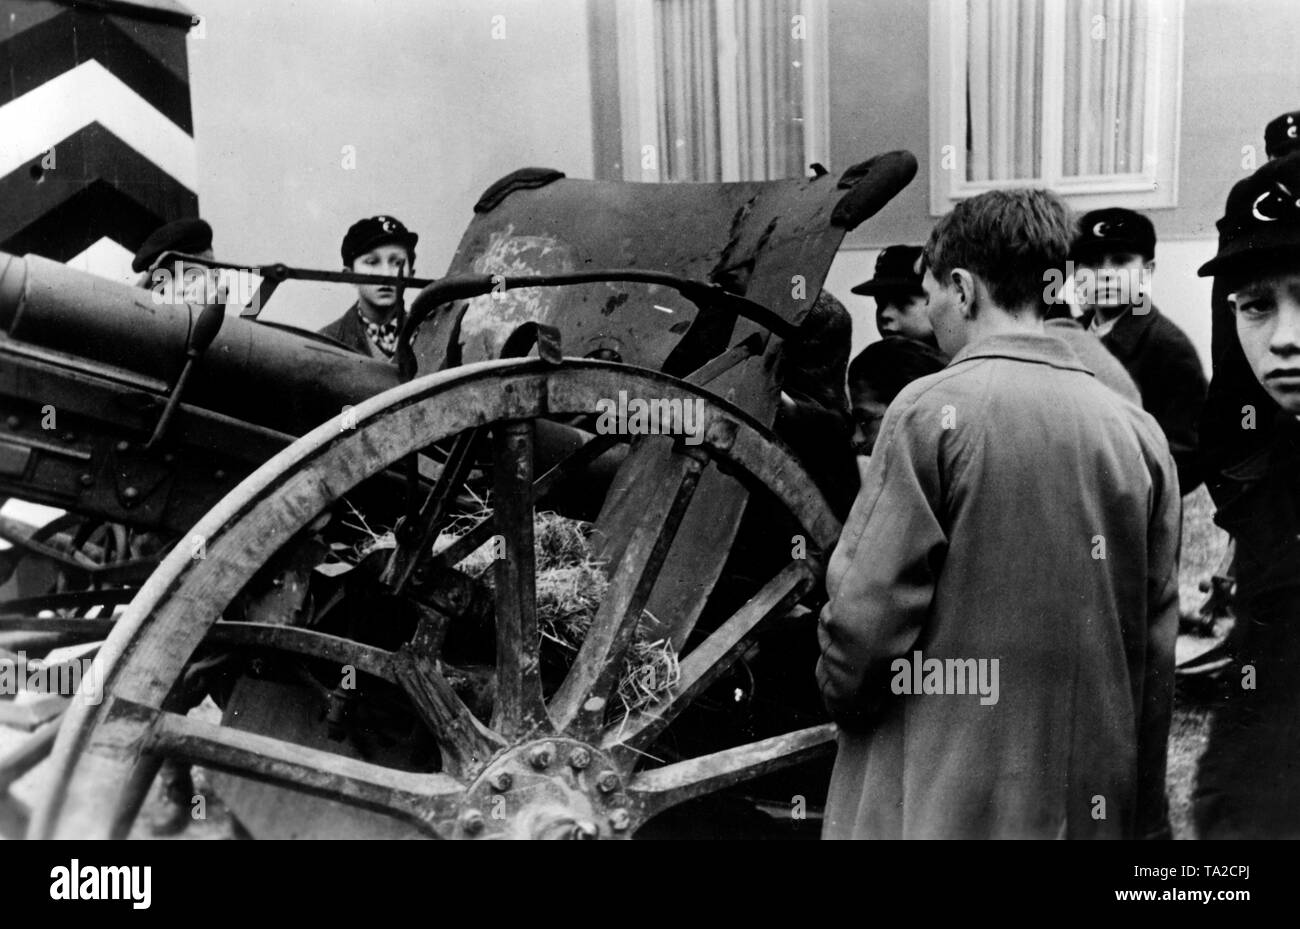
{"left": 931, "top": 175, "right": 1178, "bottom": 216}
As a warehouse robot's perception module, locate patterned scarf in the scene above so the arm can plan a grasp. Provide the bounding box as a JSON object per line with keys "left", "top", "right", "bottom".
{"left": 357, "top": 305, "right": 404, "bottom": 358}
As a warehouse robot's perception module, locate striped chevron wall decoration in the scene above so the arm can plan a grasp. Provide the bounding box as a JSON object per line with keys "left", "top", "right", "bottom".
{"left": 0, "top": 0, "right": 198, "bottom": 275}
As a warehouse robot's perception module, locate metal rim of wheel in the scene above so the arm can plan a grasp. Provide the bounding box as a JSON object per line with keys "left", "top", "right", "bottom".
{"left": 32, "top": 357, "right": 841, "bottom": 839}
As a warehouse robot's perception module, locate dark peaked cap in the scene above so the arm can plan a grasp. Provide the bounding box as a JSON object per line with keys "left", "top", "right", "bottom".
{"left": 1199, "top": 152, "right": 1300, "bottom": 277}
{"left": 851, "top": 245, "right": 925, "bottom": 296}
{"left": 133, "top": 218, "right": 213, "bottom": 272}
{"left": 1265, "top": 110, "right": 1300, "bottom": 159}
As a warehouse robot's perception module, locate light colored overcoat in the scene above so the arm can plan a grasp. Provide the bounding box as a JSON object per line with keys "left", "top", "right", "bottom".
{"left": 817, "top": 332, "right": 1180, "bottom": 839}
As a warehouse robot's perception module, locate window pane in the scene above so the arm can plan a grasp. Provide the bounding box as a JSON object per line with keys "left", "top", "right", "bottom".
{"left": 654, "top": 0, "right": 808, "bottom": 182}
{"left": 734, "top": 0, "right": 807, "bottom": 180}
{"left": 964, "top": 0, "right": 1044, "bottom": 182}
{"left": 656, "top": 0, "right": 721, "bottom": 182}
{"left": 1063, "top": 0, "right": 1147, "bottom": 177}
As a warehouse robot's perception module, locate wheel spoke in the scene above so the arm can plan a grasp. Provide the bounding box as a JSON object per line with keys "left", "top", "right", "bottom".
{"left": 0, "top": 616, "right": 115, "bottom": 637}
{"left": 428, "top": 432, "right": 623, "bottom": 573}
{"left": 604, "top": 560, "right": 812, "bottom": 761}
{"left": 427, "top": 518, "right": 497, "bottom": 574}
{"left": 489, "top": 420, "right": 550, "bottom": 736}
{"left": 403, "top": 563, "right": 487, "bottom": 635}
{"left": 205, "top": 622, "right": 398, "bottom": 683}
{"left": 550, "top": 451, "right": 705, "bottom": 734}
{"left": 147, "top": 709, "right": 464, "bottom": 837}
{"left": 0, "top": 619, "right": 398, "bottom": 683}
{"left": 383, "top": 428, "right": 482, "bottom": 593}
{"left": 392, "top": 645, "right": 505, "bottom": 778}
{"left": 532, "top": 430, "right": 624, "bottom": 497}
{"left": 625, "top": 724, "right": 836, "bottom": 823}
{"left": 683, "top": 333, "right": 765, "bottom": 386}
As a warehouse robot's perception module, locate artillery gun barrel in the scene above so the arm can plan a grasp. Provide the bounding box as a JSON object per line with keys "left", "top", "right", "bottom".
{"left": 0, "top": 252, "right": 400, "bottom": 437}
{"left": 0, "top": 251, "right": 624, "bottom": 534}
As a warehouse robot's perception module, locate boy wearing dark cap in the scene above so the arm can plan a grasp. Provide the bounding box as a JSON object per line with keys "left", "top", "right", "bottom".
{"left": 845, "top": 245, "right": 949, "bottom": 468}
{"left": 319, "top": 215, "right": 419, "bottom": 360}
{"left": 133, "top": 217, "right": 214, "bottom": 277}
{"left": 1193, "top": 152, "right": 1300, "bottom": 838}
{"left": 1202, "top": 110, "right": 1300, "bottom": 492}
{"left": 133, "top": 217, "right": 225, "bottom": 306}
{"left": 1264, "top": 109, "right": 1300, "bottom": 161}
{"left": 1072, "top": 207, "right": 1207, "bottom": 492}
{"left": 851, "top": 244, "right": 938, "bottom": 347}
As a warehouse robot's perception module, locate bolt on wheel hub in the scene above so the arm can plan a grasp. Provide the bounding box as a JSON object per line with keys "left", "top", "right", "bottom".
{"left": 458, "top": 738, "right": 632, "bottom": 839}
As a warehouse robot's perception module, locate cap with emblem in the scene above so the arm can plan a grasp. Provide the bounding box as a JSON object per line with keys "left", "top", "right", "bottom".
{"left": 132, "top": 218, "right": 213, "bottom": 273}
{"left": 1264, "top": 110, "right": 1300, "bottom": 160}
{"left": 341, "top": 215, "right": 418, "bottom": 267}
{"left": 1071, "top": 208, "right": 1156, "bottom": 262}
{"left": 851, "top": 244, "right": 925, "bottom": 296}
{"left": 1198, "top": 152, "right": 1300, "bottom": 278}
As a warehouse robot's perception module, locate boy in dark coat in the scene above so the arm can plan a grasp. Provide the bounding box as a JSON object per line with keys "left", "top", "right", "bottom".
{"left": 1200, "top": 110, "right": 1300, "bottom": 499}
{"left": 1072, "top": 208, "right": 1207, "bottom": 492}
{"left": 1192, "top": 152, "right": 1300, "bottom": 838}
{"left": 318, "top": 215, "right": 419, "bottom": 361}
{"left": 851, "top": 244, "right": 940, "bottom": 348}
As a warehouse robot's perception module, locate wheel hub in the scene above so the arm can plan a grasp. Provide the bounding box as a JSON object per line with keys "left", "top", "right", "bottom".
{"left": 458, "top": 738, "right": 632, "bottom": 839}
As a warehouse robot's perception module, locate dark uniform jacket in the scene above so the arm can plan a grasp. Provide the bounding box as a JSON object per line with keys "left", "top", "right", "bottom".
{"left": 1080, "top": 305, "right": 1207, "bottom": 493}
{"left": 317, "top": 304, "right": 385, "bottom": 359}
{"left": 1194, "top": 412, "right": 1300, "bottom": 838}
{"left": 817, "top": 333, "right": 1180, "bottom": 839}
{"left": 1200, "top": 279, "right": 1278, "bottom": 504}
{"left": 777, "top": 290, "right": 859, "bottom": 519}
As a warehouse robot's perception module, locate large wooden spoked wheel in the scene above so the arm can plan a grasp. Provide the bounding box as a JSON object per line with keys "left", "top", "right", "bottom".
{"left": 32, "top": 359, "right": 841, "bottom": 839}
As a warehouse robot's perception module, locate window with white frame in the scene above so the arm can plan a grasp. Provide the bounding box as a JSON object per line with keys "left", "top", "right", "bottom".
{"left": 616, "top": 0, "right": 829, "bottom": 182}
{"left": 929, "top": 0, "right": 1184, "bottom": 213}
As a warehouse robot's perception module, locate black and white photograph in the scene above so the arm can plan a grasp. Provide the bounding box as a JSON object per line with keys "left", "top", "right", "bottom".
{"left": 0, "top": 0, "right": 1290, "bottom": 900}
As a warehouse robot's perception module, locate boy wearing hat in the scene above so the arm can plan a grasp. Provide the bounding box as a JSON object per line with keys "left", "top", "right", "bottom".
{"left": 1072, "top": 207, "right": 1207, "bottom": 493}
{"left": 851, "top": 244, "right": 939, "bottom": 347}
{"left": 319, "top": 215, "right": 419, "bottom": 360}
{"left": 845, "top": 245, "right": 949, "bottom": 470}
{"left": 133, "top": 217, "right": 214, "bottom": 274}
{"left": 1264, "top": 109, "right": 1300, "bottom": 161}
{"left": 1193, "top": 152, "right": 1300, "bottom": 838}
{"left": 133, "top": 217, "right": 225, "bottom": 305}
{"left": 1202, "top": 110, "right": 1300, "bottom": 493}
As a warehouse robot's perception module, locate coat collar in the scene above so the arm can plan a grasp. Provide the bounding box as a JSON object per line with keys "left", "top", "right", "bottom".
{"left": 948, "top": 330, "right": 1094, "bottom": 376}
{"left": 1220, "top": 410, "right": 1300, "bottom": 484}
{"left": 1079, "top": 304, "right": 1160, "bottom": 359}
{"left": 324, "top": 302, "right": 381, "bottom": 358}
{"left": 340, "top": 302, "right": 375, "bottom": 344}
